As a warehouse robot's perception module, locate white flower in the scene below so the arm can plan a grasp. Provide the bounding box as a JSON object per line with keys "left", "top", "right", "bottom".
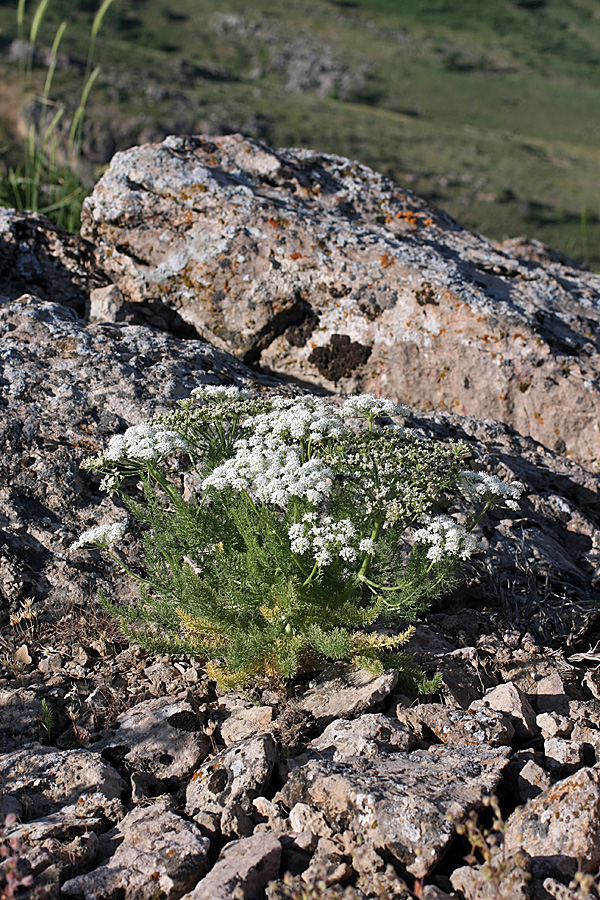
{"left": 191, "top": 385, "right": 255, "bottom": 401}
{"left": 70, "top": 521, "right": 127, "bottom": 551}
{"left": 203, "top": 438, "right": 334, "bottom": 506}
{"left": 288, "top": 515, "right": 359, "bottom": 566}
{"left": 342, "top": 394, "right": 409, "bottom": 419}
{"left": 458, "top": 472, "right": 524, "bottom": 510}
{"left": 247, "top": 396, "right": 347, "bottom": 443}
{"left": 413, "top": 515, "right": 478, "bottom": 562}
{"left": 104, "top": 423, "right": 188, "bottom": 463}
{"left": 359, "top": 538, "right": 377, "bottom": 555}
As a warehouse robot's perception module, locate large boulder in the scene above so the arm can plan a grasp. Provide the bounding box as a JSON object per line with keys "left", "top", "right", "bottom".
{"left": 82, "top": 133, "right": 600, "bottom": 470}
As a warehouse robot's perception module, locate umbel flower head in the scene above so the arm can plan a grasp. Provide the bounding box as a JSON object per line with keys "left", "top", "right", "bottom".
{"left": 70, "top": 521, "right": 127, "bottom": 551}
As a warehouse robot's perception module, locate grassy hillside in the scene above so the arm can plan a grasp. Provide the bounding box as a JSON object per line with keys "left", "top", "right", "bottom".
{"left": 0, "top": 0, "right": 599, "bottom": 267}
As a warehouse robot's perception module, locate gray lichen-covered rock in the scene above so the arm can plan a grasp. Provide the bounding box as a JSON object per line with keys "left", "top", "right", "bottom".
{"left": 278, "top": 744, "right": 511, "bottom": 878}
{"left": 186, "top": 733, "right": 279, "bottom": 836}
{"left": 181, "top": 833, "right": 281, "bottom": 900}
{"left": 307, "top": 713, "right": 416, "bottom": 760}
{"left": 91, "top": 693, "right": 211, "bottom": 781}
{"left": 469, "top": 683, "right": 538, "bottom": 741}
{"left": 0, "top": 688, "right": 46, "bottom": 750}
{"left": 298, "top": 664, "right": 398, "bottom": 724}
{"left": 82, "top": 133, "right": 600, "bottom": 470}
{"left": 61, "top": 798, "right": 210, "bottom": 900}
{"left": 0, "top": 746, "right": 126, "bottom": 819}
{"left": 503, "top": 765, "right": 600, "bottom": 878}
{"left": 0, "top": 208, "right": 106, "bottom": 312}
{"left": 396, "top": 703, "right": 514, "bottom": 748}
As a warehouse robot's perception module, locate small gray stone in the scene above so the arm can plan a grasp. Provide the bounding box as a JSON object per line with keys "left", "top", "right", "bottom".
{"left": 470, "top": 682, "right": 537, "bottom": 740}
{"left": 93, "top": 693, "right": 211, "bottom": 781}
{"left": 181, "top": 833, "right": 281, "bottom": 900}
{"left": 544, "top": 738, "right": 584, "bottom": 776}
{"left": 450, "top": 858, "right": 531, "bottom": 900}
{"left": 61, "top": 798, "right": 210, "bottom": 900}
{"left": 308, "top": 713, "right": 416, "bottom": 760}
{"left": 0, "top": 688, "right": 45, "bottom": 750}
{"left": 516, "top": 759, "right": 552, "bottom": 803}
{"left": 186, "top": 733, "right": 278, "bottom": 836}
{"left": 535, "top": 674, "right": 570, "bottom": 717}
{"left": 288, "top": 803, "right": 332, "bottom": 838}
{"left": 398, "top": 703, "right": 514, "bottom": 748}
{"left": 536, "top": 712, "right": 573, "bottom": 739}
{"left": 220, "top": 705, "right": 273, "bottom": 746}
{"left": 298, "top": 664, "right": 398, "bottom": 724}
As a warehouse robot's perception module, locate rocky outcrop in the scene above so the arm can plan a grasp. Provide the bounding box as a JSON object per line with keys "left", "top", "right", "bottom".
{"left": 2, "top": 133, "right": 600, "bottom": 899}
{"left": 81, "top": 134, "right": 600, "bottom": 470}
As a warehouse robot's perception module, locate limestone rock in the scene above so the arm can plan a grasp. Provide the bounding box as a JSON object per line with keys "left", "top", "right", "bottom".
{"left": 397, "top": 703, "right": 514, "bottom": 748}
{"left": 298, "top": 664, "right": 398, "bottom": 724}
{"left": 186, "top": 733, "right": 279, "bottom": 837}
{"left": 504, "top": 766, "right": 600, "bottom": 878}
{"left": 0, "top": 688, "right": 46, "bottom": 750}
{"left": 450, "top": 856, "right": 531, "bottom": 900}
{"left": 182, "top": 833, "right": 281, "bottom": 900}
{"left": 534, "top": 674, "right": 570, "bottom": 716}
{"left": 536, "top": 712, "right": 573, "bottom": 739}
{"left": 0, "top": 746, "right": 126, "bottom": 819}
{"left": 82, "top": 133, "right": 600, "bottom": 470}
{"left": 278, "top": 744, "right": 511, "bottom": 878}
{"left": 307, "top": 713, "right": 416, "bottom": 760}
{"left": 91, "top": 693, "right": 211, "bottom": 782}
{"left": 543, "top": 738, "right": 584, "bottom": 777}
{"left": 61, "top": 798, "right": 210, "bottom": 900}
{"left": 220, "top": 704, "right": 274, "bottom": 746}
{"left": 470, "top": 682, "right": 538, "bottom": 740}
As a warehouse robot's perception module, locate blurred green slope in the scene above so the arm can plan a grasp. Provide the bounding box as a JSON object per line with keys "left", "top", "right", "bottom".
{"left": 0, "top": 0, "right": 598, "bottom": 267}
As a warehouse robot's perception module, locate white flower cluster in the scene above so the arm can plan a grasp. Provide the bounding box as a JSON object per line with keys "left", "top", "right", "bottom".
{"left": 288, "top": 513, "right": 362, "bottom": 566}
{"left": 203, "top": 439, "right": 333, "bottom": 506}
{"left": 458, "top": 471, "right": 524, "bottom": 510}
{"left": 247, "top": 397, "right": 347, "bottom": 444}
{"left": 70, "top": 521, "right": 127, "bottom": 551}
{"left": 191, "top": 385, "right": 255, "bottom": 401}
{"left": 103, "top": 424, "right": 188, "bottom": 463}
{"left": 413, "top": 515, "right": 478, "bottom": 563}
{"left": 342, "top": 394, "right": 408, "bottom": 419}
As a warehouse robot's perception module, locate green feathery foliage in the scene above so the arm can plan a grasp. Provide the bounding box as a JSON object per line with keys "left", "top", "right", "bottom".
{"left": 72, "top": 388, "right": 524, "bottom": 689}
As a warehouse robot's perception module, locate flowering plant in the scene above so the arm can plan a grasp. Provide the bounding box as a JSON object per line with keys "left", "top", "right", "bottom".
{"left": 73, "top": 389, "right": 523, "bottom": 688}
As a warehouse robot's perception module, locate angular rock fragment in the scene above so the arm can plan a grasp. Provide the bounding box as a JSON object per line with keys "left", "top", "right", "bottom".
{"left": 92, "top": 693, "right": 211, "bottom": 781}
{"left": 397, "top": 703, "right": 514, "bottom": 748}
{"left": 181, "top": 833, "right": 281, "bottom": 900}
{"left": 470, "top": 682, "right": 537, "bottom": 740}
{"left": 279, "top": 744, "right": 511, "bottom": 878}
{"left": 534, "top": 674, "right": 570, "bottom": 717}
{"left": 186, "top": 734, "right": 278, "bottom": 837}
{"left": 503, "top": 766, "right": 600, "bottom": 878}
{"left": 543, "top": 738, "right": 584, "bottom": 777}
{"left": 0, "top": 746, "right": 126, "bottom": 819}
{"left": 61, "top": 798, "right": 210, "bottom": 900}
{"left": 298, "top": 664, "right": 398, "bottom": 724}
{"left": 219, "top": 703, "right": 274, "bottom": 746}
{"left": 307, "top": 713, "right": 416, "bottom": 760}
{"left": 0, "top": 688, "right": 46, "bottom": 751}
